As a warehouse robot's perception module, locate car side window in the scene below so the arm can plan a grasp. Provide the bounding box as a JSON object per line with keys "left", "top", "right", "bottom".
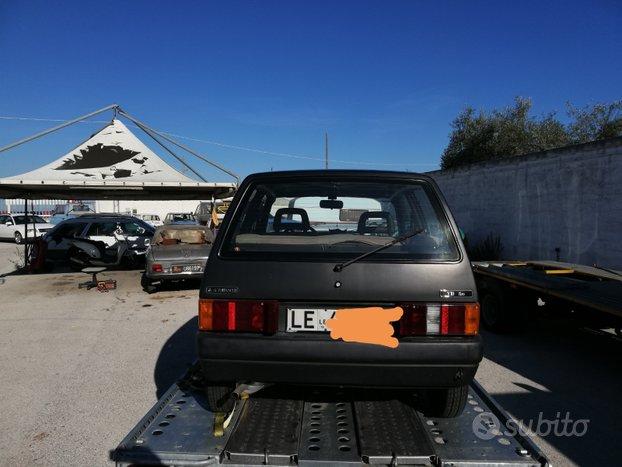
{"left": 54, "top": 222, "right": 86, "bottom": 238}
{"left": 86, "top": 222, "right": 118, "bottom": 236}
{"left": 0, "top": 215, "right": 7, "bottom": 224}
{"left": 121, "top": 221, "right": 145, "bottom": 235}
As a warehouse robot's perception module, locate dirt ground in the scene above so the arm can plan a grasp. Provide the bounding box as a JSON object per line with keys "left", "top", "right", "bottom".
{"left": 0, "top": 246, "right": 620, "bottom": 466}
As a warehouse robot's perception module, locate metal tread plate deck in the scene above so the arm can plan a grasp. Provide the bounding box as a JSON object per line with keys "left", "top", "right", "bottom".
{"left": 224, "top": 397, "right": 303, "bottom": 465}
{"left": 112, "top": 381, "right": 549, "bottom": 467}
{"left": 111, "top": 383, "right": 235, "bottom": 466}
{"left": 355, "top": 399, "right": 434, "bottom": 465}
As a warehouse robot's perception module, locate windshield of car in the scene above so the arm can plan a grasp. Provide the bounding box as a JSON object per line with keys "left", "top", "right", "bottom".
{"left": 153, "top": 228, "right": 213, "bottom": 245}
{"left": 168, "top": 213, "right": 196, "bottom": 222}
{"left": 121, "top": 220, "right": 153, "bottom": 235}
{"left": 13, "top": 215, "right": 46, "bottom": 224}
{"left": 222, "top": 178, "right": 459, "bottom": 261}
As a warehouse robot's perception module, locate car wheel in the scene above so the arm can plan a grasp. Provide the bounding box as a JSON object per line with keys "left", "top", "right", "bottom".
{"left": 206, "top": 384, "right": 236, "bottom": 413}
{"left": 141, "top": 273, "right": 158, "bottom": 294}
{"left": 423, "top": 385, "right": 468, "bottom": 418}
{"left": 14, "top": 232, "right": 23, "bottom": 244}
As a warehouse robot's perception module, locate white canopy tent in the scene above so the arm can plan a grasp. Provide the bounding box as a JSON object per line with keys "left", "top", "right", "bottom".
{"left": 0, "top": 105, "right": 237, "bottom": 200}
{"left": 0, "top": 105, "right": 238, "bottom": 266}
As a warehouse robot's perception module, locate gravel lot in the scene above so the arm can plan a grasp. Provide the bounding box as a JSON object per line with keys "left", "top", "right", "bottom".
{"left": 0, "top": 243, "right": 620, "bottom": 466}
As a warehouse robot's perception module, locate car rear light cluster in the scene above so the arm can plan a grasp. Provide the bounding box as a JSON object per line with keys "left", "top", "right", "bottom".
{"left": 199, "top": 299, "right": 279, "bottom": 334}
{"left": 398, "top": 303, "right": 480, "bottom": 336}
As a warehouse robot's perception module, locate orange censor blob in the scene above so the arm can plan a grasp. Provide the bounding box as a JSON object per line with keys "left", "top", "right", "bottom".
{"left": 325, "top": 306, "right": 404, "bottom": 348}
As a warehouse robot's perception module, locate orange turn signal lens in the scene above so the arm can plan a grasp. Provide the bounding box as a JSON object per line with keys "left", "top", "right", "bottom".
{"left": 198, "top": 299, "right": 214, "bottom": 330}
{"left": 464, "top": 302, "right": 480, "bottom": 335}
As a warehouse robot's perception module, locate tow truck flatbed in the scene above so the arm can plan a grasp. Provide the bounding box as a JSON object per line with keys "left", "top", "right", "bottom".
{"left": 111, "top": 375, "right": 549, "bottom": 467}
{"left": 473, "top": 260, "right": 622, "bottom": 318}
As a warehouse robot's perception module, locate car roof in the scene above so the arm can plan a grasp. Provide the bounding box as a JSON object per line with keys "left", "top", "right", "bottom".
{"left": 62, "top": 214, "right": 138, "bottom": 221}
{"left": 243, "top": 169, "right": 433, "bottom": 183}
{"left": 155, "top": 224, "right": 211, "bottom": 231}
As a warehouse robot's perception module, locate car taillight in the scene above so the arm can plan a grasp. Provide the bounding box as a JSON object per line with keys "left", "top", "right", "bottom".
{"left": 151, "top": 263, "right": 163, "bottom": 273}
{"left": 398, "top": 303, "right": 479, "bottom": 336}
{"left": 198, "top": 299, "right": 279, "bottom": 334}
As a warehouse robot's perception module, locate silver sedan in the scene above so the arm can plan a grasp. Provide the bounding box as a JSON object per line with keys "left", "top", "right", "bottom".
{"left": 142, "top": 224, "right": 214, "bottom": 292}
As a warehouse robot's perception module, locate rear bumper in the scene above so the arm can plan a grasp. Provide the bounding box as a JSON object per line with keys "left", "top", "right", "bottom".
{"left": 197, "top": 332, "right": 483, "bottom": 388}
{"left": 146, "top": 271, "right": 203, "bottom": 280}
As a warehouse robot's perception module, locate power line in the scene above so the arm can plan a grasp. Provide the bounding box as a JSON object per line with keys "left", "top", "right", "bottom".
{"left": 0, "top": 114, "right": 439, "bottom": 168}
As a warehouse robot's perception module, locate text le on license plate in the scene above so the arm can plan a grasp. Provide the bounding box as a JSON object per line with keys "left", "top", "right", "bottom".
{"left": 286, "top": 308, "right": 336, "bottom": 332}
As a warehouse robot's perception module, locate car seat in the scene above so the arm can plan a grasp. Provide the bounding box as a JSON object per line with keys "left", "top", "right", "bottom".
{"left": 273, "top": 208, "right": 312, "bottom": 233}
{"left": 357, "top": 211, "right": 395, "bottom": 236}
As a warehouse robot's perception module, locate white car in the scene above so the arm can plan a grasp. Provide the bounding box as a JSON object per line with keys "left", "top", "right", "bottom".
{"left": 0, "top": 214, "right": 54, "bottom": 244}
{"left": 138, "top": 214, "right": 164, "bottom": 227}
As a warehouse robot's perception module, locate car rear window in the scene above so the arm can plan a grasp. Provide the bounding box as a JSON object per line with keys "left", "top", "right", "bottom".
{"left": 221, "top": 177, "right": 459, "bottom": 261}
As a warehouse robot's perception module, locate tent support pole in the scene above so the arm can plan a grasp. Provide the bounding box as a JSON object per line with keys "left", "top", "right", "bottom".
{"left": 129, "top": 120, "right": 209, "bottom": 183}
{"left": 118, "top": 110, "right": 240, "bottom": 184}
{"left": 0, "top": 104, "right": 120, "bottom": 154}
{"left": 23, "top": 197, "right": 28, "bottom": 270}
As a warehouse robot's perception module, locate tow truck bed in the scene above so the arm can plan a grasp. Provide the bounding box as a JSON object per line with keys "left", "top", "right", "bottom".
{"left": 473, "top": 260, "right": 622, "bottom": 318}
{"left": 111, "top": 375, "right": 549, "bottom": 466}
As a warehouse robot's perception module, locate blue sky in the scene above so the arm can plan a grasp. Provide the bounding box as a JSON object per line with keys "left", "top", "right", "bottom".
{"left": 0, "top": 0, "right": 620, "bottom": 181}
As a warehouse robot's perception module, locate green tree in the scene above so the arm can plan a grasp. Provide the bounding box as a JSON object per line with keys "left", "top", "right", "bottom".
{"left": 441, "top": 97, "right": 570, "bottom": 170}
{"left": 567, "top": 100, "right": 622, "bottom": 142}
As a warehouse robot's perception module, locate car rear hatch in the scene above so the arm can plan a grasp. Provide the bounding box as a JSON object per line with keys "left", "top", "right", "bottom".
{"left": 200, "top": 171, "right": 479, "bottom": 340}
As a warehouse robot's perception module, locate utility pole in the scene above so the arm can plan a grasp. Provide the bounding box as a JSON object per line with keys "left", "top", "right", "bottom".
{"left": 324, "top": 132, "right": 329, "bottom": 169}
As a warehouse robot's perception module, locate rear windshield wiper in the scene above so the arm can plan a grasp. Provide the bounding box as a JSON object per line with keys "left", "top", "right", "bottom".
{"left": 333, "top": 229, "right": 424, "bottom": 272}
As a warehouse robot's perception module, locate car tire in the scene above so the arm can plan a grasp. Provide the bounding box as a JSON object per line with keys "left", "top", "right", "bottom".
{"left": 423, "top": 385, "right": 468, "bottom": 418}
{"left": 141, "top": 273, "right": 158, "bottom": 294}
{"left": 206, "top": 384, "right": 236, "bottom": 413}
{"left": 14, "top": 232, "right": 23, "bottom": 244}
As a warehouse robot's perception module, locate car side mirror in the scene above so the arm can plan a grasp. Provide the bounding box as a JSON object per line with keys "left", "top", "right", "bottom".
{"left": 5, "top": 221, "right": 12, "bottom": 226}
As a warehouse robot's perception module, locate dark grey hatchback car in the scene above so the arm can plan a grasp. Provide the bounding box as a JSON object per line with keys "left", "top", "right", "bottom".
{"left": 198, "top": 170, "right": 482, "bottom": 417}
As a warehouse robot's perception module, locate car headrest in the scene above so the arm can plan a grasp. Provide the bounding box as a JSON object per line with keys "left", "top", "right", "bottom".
{"left": 273, "top": 208, "right": 311, "bottom": 233}
{"left": 358, "top": 211, "right": 395, "bottom": 235}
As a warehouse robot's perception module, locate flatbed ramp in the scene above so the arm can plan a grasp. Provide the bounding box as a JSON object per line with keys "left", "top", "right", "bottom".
{"left": 112, "top": 381, "right": 549, "bottom": 467}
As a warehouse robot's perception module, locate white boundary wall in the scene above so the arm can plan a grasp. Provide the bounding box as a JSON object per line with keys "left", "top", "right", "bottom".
{"left": 0, "top": 199, "right": 203, "bottom": 220}
{"left": 95, "top": 200, "right": 204, "bottom": 219}
{"left": 428, "top": 138, "right": 622, "bottom": 269}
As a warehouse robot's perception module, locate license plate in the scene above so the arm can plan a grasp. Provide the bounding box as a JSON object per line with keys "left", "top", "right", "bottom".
{"left": 171, "top": 264, "right": 202, "bottom": 273}
{"left": 286, "top": 308, "right": 336, "bottom": 332}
